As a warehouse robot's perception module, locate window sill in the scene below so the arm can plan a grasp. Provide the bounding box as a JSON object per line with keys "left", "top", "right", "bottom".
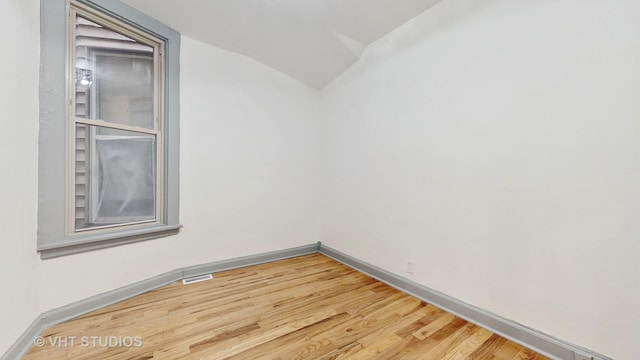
{"left": 38, "top": 224, "right": 182, "bottom": 259}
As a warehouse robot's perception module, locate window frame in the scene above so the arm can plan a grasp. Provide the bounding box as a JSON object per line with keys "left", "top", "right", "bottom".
{"left": 38, "top": 0, "right": 181, "bottom": 259}
{"left": 68, "top": 4, "right": 163, "bottom": 233}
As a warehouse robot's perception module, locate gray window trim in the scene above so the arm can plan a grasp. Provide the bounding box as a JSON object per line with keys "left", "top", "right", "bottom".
{"left": 38, "top": 0, "right": 181, "bottom": 259}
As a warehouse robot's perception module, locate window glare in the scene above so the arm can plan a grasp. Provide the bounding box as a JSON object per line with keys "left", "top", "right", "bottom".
{"left": 74, "top": 15, "right": 155, "bottom": 130}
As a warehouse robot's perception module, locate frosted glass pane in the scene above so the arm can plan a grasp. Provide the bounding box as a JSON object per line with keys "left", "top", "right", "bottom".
{"left": 74, "top": 15, "right": 155, "bottom": 129}
{"left": 75, "top": 125, "right": 156, "bottom": 230}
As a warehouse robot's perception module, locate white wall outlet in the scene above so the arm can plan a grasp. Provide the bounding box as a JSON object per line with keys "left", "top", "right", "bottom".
{"left": 406, "top": 260, "right": 414, "bottom": 274}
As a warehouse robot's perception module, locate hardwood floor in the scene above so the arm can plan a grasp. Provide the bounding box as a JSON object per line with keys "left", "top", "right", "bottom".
{"left": 23, "top": 254, "right": 548, "bottom": 360}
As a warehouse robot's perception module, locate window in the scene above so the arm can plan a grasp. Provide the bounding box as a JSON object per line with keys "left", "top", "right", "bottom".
{"left": 38, "top": 0, "right": 181, "bottom": 258}
{"left": 71, "top": 9, "right": 160, "bottom": 231}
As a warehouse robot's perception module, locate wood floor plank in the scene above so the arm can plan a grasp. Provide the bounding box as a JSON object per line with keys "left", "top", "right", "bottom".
{"left": 412, "top": 313, "right": 457, "bottom": 340}
{"left": 229, "top": 313, "right": 352, "bottom": 360}
{"left": 414, "top": 322, "right": 477, "bottom": 360}
{"left": 466, "top": 334, "right": 509, "bottom": 359}
{"left": 23, "top": 254, "right": 548, "bottom": 360}
{"left": 357, "top": 308, "right": 429, "bottom": 348}
{"left": 492, "top": 340, "right": 528, "bottom": 360}
{"left": 227, "top": 286, "right": 407, "bottom": 359}
{"left": 347, "top": 333, "right": 404, "bottom": 360}
{"left": 441, "top": 327, "right": 494, "bottom": 360}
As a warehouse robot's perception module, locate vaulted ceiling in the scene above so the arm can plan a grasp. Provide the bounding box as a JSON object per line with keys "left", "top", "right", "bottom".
{"left": 121, "top": 0, "right": 441, "bottom": 89}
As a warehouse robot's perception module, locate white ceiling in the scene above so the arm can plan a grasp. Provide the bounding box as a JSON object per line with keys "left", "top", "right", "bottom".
{"left": 121, "top": 0, "right": 441, "bottom": 89}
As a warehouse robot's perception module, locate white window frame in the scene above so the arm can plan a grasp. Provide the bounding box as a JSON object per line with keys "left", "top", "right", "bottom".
{"left": 38, "top": 0, "right": 181, "bottom": 259}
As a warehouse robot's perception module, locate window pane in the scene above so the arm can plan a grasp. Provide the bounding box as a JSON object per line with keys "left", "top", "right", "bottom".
{"left": 75, "top": 124, "right": 157, "bottom": 230}
{"left": 75, "top": 15, "right": 155, "bottom": 129}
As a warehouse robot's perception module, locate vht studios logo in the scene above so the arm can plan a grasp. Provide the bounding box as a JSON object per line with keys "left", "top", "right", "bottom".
{"left": 34, "top": 335, "right": 143, "bottom": 348}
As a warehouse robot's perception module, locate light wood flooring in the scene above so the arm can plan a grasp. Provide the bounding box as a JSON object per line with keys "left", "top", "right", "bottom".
{"left": 24, "top": 254, "right": 548, "bottom": 359}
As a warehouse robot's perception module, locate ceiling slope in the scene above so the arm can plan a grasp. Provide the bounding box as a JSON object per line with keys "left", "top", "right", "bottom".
{"left": 122, "top": 0, "right": 441, "bottom": 89}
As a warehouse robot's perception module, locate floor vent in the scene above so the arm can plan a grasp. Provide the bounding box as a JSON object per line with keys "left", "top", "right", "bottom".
{"left": 182, "top": 274, "right": 213, "bottom": 285}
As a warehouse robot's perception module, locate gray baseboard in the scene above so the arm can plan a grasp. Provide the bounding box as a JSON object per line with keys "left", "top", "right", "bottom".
{"left": 1, "top": 243, "right": 319, "bottom": 360}
{"left": 2, "top": 242, "right": 610, "bottom": 360}
{"left": 1, "top": 318, "right": 47, "bottom": 360}
{"left": 182, "top": 243, "right": 320, "bottom": 278}
{"left": 318, "top": 243, "right": 611, "bottom": 360}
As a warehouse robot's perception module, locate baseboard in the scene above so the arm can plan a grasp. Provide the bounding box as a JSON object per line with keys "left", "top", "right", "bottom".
{"left": 3, "top": 242, "right": 610, "bottom": 360}
{"left": 1, "top": 243, "right": 320, "bottom": 360}
{"left": 318, "top": 243, "right": 611, "bottom": 360}
{"left": 1, "top": 317, "right": 47, "bottom": 360}
{"left": 181, "top": 243, "right": 320, "bottom": 278}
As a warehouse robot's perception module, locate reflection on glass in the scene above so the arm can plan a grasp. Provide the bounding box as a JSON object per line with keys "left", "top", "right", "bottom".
{"left": 74, "top": 15, "right": 155, "bottom": 129}
{"left": 75, "top": 125, "right": 156, "bottom": 230}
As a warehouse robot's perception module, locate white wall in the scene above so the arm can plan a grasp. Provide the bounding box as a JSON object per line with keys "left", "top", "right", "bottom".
{"left": 320, "top": 0, "right": 640, "bottom": 359}
{"left": 3, "top": 0, "right": 637, "bottom": 358}
{"left": 35, "top": 37, "right": 321, "bottom": 311}
{"left": 178, "top": 36, "right": 321, "bottom": 262}
{"left": 0, "top": 4, "right": 320, "bottom": 354}
{"left": 0, "top": 0, "right": 41, "bottom": 354}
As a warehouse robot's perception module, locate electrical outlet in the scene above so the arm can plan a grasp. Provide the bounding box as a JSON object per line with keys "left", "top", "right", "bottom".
{"left": 406, "top": 260, "right": 414, "bottom": 274}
